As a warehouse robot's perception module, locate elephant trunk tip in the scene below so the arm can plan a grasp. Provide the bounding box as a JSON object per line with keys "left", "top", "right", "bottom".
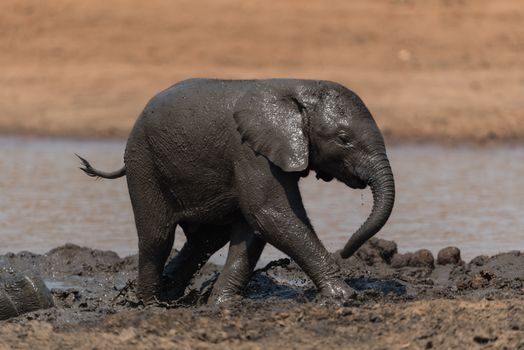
{"left": 339, "top": 159, "right": 395, "bottom": 259}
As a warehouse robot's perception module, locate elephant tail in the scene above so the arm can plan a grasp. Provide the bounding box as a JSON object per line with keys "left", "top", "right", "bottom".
{"left": 76, "top": 154, "right": 126, "bottom": 179}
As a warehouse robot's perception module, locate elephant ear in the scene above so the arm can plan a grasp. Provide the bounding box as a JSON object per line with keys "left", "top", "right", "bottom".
{"left": 234, "top": 84, "right": 309, "bottom": 172}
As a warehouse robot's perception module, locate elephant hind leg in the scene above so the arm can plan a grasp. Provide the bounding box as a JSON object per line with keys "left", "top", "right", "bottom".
{"left": 127, "top": 164, "right": 178, "bottom": 303}
{"left": 209, "top": 219, "right": 266, "bottom": 305}
{"left": 162, "top": 224, "right": 230, "bottom": 300}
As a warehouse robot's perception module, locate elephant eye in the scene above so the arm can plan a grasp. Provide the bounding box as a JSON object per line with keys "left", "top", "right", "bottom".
{"left": 336, "top": 133, "right": 351, "bottom": 144}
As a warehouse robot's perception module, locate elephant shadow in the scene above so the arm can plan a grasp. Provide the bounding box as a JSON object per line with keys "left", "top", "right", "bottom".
{"left": 246, "top": 273, "right": 310, "bottom": 301}
{"left": 244, "top": 274, "right": 407, "bottom": 301}
{"left": 345, "top": 277, "right": 407, "bottom": 296}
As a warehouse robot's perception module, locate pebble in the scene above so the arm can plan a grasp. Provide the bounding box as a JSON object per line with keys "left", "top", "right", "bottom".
{"left": 356, "top": 238, "right": 398, "bottom": 265}
{"left": 437, "top": 247, "right": 463, "bottom": 265}
{"left": 390, "top": 253, "right": 413, "bottom": 268}
{"left": 410, "top": 249, "right": 435, "bottom": 268}
{"left": 391, "top": 250, "right": 435, "bottom": 268}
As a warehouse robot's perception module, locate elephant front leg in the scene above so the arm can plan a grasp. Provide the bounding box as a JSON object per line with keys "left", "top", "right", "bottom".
{"left": 240, "top": 179, "right": 355, "bottom": 302}
{"left": 208, "top": 219, "right": 265, "bottom": 305}
{"left": 251, "top": 209, "right": 354, "bottom": 301}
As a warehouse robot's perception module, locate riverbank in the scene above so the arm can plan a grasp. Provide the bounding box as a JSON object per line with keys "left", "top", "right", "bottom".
{"left": 1, "top": 0, "right": 523, "bottom": 143}
{"left": 2, "top": 299, "right": 522, "bottom": 349}
{"left": 1, "top": 240, "right": 523, "bottom": 349}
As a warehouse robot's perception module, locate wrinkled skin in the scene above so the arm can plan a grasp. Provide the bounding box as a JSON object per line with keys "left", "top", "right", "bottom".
{"left": 0, "top": 274, "right": 54, "bottom": 320}
{"left": 79, "top": 79, "right": 395, "bottom": 304}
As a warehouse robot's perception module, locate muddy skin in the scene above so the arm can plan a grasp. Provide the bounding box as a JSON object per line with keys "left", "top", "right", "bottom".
{"left": 0, "top": 273, "right": 54, "bottom": 320}
{"left": 1, "top": 239, "right": 524, "bottom": 348}
{"left": 78, "top": 78, "right": 394, "bottom": 305}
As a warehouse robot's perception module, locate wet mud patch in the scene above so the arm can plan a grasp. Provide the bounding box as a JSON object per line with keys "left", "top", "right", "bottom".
{"left": 347, "top": 278, "right": 407, "bottom": 296}
{"left": 1, "top": 239, "right": 524, "bottom": 348}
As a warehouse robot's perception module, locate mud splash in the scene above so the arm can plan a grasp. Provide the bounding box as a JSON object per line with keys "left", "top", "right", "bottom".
{"left": 1, "top": 239, "right": 523, "bottom": 348}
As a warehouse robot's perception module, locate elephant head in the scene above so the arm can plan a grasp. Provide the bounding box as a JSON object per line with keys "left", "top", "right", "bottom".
{"left": 234, "top": 79, "right": 395, "bottom": 259}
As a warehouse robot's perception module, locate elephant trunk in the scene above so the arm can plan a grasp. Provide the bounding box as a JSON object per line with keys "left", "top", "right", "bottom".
{"left": 339, "top": 154, "right": 395, "bottom": 259}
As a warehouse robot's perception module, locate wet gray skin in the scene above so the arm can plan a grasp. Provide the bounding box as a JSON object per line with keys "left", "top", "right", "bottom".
{"left": 0, "top": 274, "right": 54, "bottom": 320}
{"left": 78, "top": 78, "right": 395, "bottom": 305}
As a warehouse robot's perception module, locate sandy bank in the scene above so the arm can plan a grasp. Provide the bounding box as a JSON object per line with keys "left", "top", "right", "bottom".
{"left": 1, "top": 0, "right": 523, "bottom": 143}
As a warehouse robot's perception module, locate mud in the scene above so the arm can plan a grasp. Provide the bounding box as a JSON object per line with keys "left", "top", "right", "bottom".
{"left": 0, "top": 238, "right": 523, "bottom": 348}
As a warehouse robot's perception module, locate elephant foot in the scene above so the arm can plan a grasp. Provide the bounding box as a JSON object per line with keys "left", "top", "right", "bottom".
{"left": 207, "top": 289, "right": 243, "bottom": 306}
{"left": 317, "top": 279, "right": 357, "bottom": 306}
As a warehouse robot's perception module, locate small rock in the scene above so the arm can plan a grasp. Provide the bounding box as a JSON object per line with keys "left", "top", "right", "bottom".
{"left": 373, "top": 238, "right": 398, "bottom": 263}
{"left": 470, "top": 255, "right": 489, "bottom": 266}
{"left": 470, "top": 270, "right": 495, "bottom": 289}
{"left": 473, "top": 335, "right": 497, "bottom": 344}
{"left": 356, "top": 244, "right": 381, "bottom": 265}
{"left": 509, "top": 320, "right": 520, "bottom": 330}
{"left": 470, "top": 274, "right": 486, "bottom": 289}
{"left": 369, "top": 314, "right": 382, "bottom": 323}
{"left": 409, "top": 249, "right": 435, "bottom": 268}
{"left": 391, "top": 253, "right": 413, "bottom": 268}
{"left": 356, "top": 238, "right": 398, "bottom": 265}
{"left": 64, "top": 293, "right": 77, "bottom": 308}
{"left": 437, "top": 247, "right": 463, "bottom": 265}
{"left": 335, "top": 307, "right": 352, "bottom": 317}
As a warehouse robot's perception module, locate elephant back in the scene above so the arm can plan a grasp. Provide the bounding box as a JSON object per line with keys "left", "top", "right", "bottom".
{"left": 0, "top": 288, "right": 18, "bottom": 320}
{"left": 0, "top": 274, "right": 54, "bottom": 320}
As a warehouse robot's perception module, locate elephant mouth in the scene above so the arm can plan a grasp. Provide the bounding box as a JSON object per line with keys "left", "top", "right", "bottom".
{"left": 315, "top": 170, "right": 366, "bottom": 189}
{"left": 343, "top": 176, "right": 367, "bottom": 189}
{"left": 315, "top": 170, "right": 334, "bottom": 182}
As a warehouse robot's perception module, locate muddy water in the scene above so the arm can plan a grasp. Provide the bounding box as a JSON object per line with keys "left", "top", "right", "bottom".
{"left": 0, "top": 137, "right": 523, "bottom": 262}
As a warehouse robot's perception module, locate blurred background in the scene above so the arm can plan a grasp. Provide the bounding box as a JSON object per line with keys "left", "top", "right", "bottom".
{"left": 1, "top": 0, "right": 523, "bottom": 262}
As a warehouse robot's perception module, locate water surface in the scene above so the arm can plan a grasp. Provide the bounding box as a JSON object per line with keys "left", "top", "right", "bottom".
{"left": 1, "top": 137, "right": 523, "bottom": 263}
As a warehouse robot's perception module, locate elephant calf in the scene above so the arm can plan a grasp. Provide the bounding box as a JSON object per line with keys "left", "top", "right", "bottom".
{"left": 79, "top": 78, "right": 395, "bottom": 304}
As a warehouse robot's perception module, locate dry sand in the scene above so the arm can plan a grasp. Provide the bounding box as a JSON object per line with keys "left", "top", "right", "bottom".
{"left": 1, "top": 0, "right": 523, "bottom": 142}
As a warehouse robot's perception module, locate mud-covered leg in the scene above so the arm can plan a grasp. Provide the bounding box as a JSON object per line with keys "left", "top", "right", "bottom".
{"left": 162, "top": 224, "right": 230, "bottom": 299}
{"left": 208, "top": 219, "right": 266, "bottom": 305}
{"left": 127, "top": 166, "right": 177, "bottom": 303}
{"left": 240, "top": 172, "right": 355, "bottom": 302}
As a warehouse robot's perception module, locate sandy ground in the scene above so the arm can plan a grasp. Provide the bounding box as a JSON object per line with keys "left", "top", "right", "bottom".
{"left": 1, "top": 239, "right": 524, "bottom": 349}
{"left": 1, "top": 0, "right": 523, "bottom": 142}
